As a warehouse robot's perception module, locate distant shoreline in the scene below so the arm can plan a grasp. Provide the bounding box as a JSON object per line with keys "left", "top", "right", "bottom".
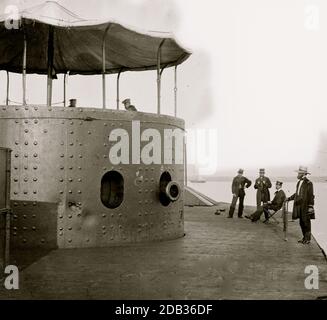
{"left": 189, "top": 176, "right": 327, "bottom": 183}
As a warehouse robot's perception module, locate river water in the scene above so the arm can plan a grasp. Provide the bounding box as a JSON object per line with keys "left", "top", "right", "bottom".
{"left": 189, "top": 180, "right": 327, "bottom": 253}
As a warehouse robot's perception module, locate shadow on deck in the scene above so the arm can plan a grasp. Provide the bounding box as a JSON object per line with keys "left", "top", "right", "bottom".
{"left": 0, "top": 204, "right": 326, "bottom": 300}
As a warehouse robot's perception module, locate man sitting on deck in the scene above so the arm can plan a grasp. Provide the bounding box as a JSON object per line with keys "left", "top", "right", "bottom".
{"left": 245, "top": 181, "right": 286, "bottom": 222}
{"left": 122, "top": 98, "right": 137, "bottom": 111}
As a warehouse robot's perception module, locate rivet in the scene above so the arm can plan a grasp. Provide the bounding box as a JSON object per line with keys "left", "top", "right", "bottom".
{"left": 59, "top": 178, "right": 64, "bottom": 182}
{"left": 69, "top": 178, "right": 73, "bottom": 182}
{"left": 88, "top": 131, "right": 91, "bottom": 134}
{"left": 24, "top": 120, "right": 28, "bottom": 124}
{"left": 68, "top": 239, "right": 72, "bottom": 243}
{"left": 23, "top": 190, "right": 28, "bottom": 194}
{"left": 24, "top": 141, "right": 28, "bottom": 145}
{"left": 24, "top": 129, "right": 28, "bottom": 133}
{"left": 68, "top": 227, "right": 72, "bottom": 230}
{"left": 34, "top": 120, "right": 38, "bottom": 124}
{"left": 24, "top": 177, "right": 28, "bottom": 182}
{"left": 33, "top": 166, "right": 38, "bottom": 170}
{"left": 15, "top": 141, "right": 19, "bottom": 145}
{"left": 33, "top": 153, "right": 38, "bottom": 157}
{"left": 68, "top": 214, "right": 72, "bottom": 218}
{"left": 69, "top": 190, "right": 72, "bottom": 194}
{"left": 15, "top": 154, "right": 19, "bottom": 158}
{"left": 78, "top": 190, "right": 82, "bottom": 194}
{"left": 14, "top": 178, "right": 18, "bottom": 182}
{"left": 79, "top": 155, "right": 83, "bottom": 158}
{"left": 32, "top": 226, "right": 36, "bottom": 231}
{"left": 60, "top": 166, "right": 64, "bottom": 170}
{"left": 24, "top": 153, "right": 28, "bottom": 158}
{"left": 78, "top": 178, "right": 82, "bottom": 182}
{"left": 43, "top": 129, "right": 48, "bottom": 133}
{"left": 41, "top": 239, "right": 45, "bottom": 243}
{"left": 33, "top": 178, "right": 37, "bottom": 182}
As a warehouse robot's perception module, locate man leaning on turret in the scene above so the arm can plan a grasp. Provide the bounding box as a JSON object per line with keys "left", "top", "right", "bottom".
{"left": 228, "top": 169, "right": 252, "bottom": 219}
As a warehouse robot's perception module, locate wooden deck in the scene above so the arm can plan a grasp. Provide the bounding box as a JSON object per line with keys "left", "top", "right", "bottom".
{"left": 1, "top": 204, "right": 327, "bottom": 299}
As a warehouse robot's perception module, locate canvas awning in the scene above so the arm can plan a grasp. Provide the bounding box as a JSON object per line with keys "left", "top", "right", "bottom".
{"left": 0, "top": 2, "right": 191, "bottom": 75}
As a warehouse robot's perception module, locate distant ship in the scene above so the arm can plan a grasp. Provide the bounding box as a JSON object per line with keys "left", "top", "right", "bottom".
{"left": 190, "top": 177, "right": 206, "bottom": 183}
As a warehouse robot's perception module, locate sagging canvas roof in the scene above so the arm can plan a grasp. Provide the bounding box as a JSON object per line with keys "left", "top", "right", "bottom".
{"left": 0, "top": 1, "right": 190, "bottom": 75}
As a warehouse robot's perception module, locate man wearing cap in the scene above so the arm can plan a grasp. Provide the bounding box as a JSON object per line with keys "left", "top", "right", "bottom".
{"left": 228, "top": 169, "right": 252, "bottom": 218}
{"left": 246, "top": 181, "right": 286, "bottom": 222}
{"left": 254, "top": 168, "right": 272, "bottom": 209}
{"left": 287, "top": 166, "right": 315, "bottom": 244}
{"left": 122, "top": 98, "right": 137, "bottom": 111}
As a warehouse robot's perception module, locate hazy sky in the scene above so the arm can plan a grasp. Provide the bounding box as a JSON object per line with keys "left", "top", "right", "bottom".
{"left": 0, "top": 0, "right": 326, "bottom": 176}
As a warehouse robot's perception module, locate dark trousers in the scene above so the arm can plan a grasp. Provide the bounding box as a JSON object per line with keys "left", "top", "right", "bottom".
{"left": 229, "top": 190, "right": 245, "bottom": 217}
{"left": 251, "top": 204, "right": 270, "bottom": 221}
{"left": 299, "top": 215, "right": 311, "bottom": 241}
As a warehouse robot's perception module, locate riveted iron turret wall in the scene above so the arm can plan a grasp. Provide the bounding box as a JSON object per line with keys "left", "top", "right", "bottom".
{"left": 0, "top": 105, "right": 185, "bottom": 249}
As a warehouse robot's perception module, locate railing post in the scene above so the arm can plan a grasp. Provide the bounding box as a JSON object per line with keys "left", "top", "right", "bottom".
{"left": 102, "top": 24, "right": 112, "bottom": 109}
{"left": 22, "top": 30, "right": 27, "bottom": 106}
{"left": 283, "top": 201, "right": 288, "bottom": 241}
{"left": 116, "top": 69, "right": 122, "bottom": 110}
{"left": 63, "top": 72, "right": 68, "bottom": 107}
{"left": 6, "top": 71, "right": 9, "bottom": 106}
{"left": 157, "top": 40, "right": 165, "bottom": 114}
{"left": 46, "top": 26, "right": 54, "bottom": 107}
{"left": 174, "top": 66, "right": 178, "bottom": 117}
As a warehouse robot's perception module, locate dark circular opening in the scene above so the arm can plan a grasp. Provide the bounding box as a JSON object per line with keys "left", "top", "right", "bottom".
{"left": 159, "top": 171, "right": 172, "bottom": 206}
{"left": 101, "top": 171, "right": 124, "bottom": 209}
{"left": 169, "top": 184, "right": 179, "bottom": 199}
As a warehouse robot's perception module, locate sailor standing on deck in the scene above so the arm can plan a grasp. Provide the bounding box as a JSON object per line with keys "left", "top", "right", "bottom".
{"left": 254, "top": 168, "right": 272, "bottom": 209}
{"left": 287, "top": 166, "right": 315, "bottom": 245}
{"left": 228, "top": 169, "right": 252, "bottom": 218}
{"left": 122, "top": 98, "right": 137, "bottom": 111}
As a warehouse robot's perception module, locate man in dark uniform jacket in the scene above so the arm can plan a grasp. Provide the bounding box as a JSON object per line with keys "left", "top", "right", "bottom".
{"left": 228, "top": 169, "right": 252, "bottom": 218}
{"left": 254, "top": 168, "right": 272, "bottom": 209}
{"left": 287, "top": 166, "right": 315, "bottom": 244}
{"left": 246, "top": 180, "right": 286, "bottom": 222}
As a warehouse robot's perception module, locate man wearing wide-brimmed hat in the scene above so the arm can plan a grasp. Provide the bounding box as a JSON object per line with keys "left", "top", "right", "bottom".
{"left": 228, "top": 169, "right": 252, "bottom": 218}
{"left": 287, "top": 166, "right": 315, "bottom": 244}
{"left": 254, "top": 168, "right": 272, "bottom": 210}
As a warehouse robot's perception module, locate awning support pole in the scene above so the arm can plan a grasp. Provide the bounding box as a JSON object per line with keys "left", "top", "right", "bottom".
{"left": 157, "top": 39, "right": 165, "bottom": 114}
{"left": 174, "top": 66, "right": 178, "bottom": 117}
{"left": 47, "top": 26, "right": 54, "bottom": 107}
{"left": 102, "top": 24, "right": 112, "bottom": 109}
{"left": 116, "top": 69, "right": 122, "bottom": 110}
{"left": 6, "top": 71, "right": 9, "bottom": 106}
{"left": 22, "top": 30, "right": 27, "bottom": 106}
{"left": 63, "top": 72, "right": 68, "bottom": 107}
